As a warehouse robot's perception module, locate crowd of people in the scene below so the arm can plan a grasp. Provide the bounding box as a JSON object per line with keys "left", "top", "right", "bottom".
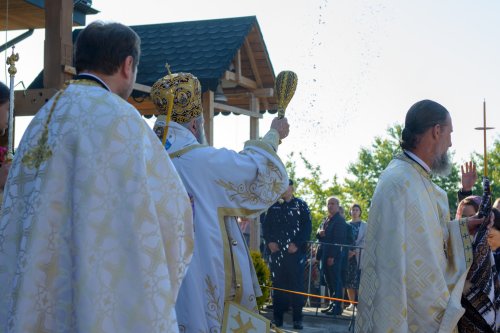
{"left": 254, "top": 100, "right": 500, "bottom": 333}
{"left": 258, "top": 185, "right": 366, "bottom": 328}
{"left": 2, "top": 19, "right": 500, "bottom": 333}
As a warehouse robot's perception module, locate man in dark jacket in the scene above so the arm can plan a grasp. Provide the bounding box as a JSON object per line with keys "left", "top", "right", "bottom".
{"left": 263, "top": 179, "right": 312, "bottom": 330}
{"left": 316, "top": 196, "right": 350, "bottom": 315}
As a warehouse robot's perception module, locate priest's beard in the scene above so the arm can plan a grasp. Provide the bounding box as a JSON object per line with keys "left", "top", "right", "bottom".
{"left": 431, "top": 151, "right": 452, "bottom": 177}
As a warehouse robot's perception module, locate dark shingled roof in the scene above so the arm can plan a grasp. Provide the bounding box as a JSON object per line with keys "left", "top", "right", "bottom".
{"left": 133, "top": 16, "right": 262, "bottom": 94}
{"left": 29, "top": 16, "right": 274, "bottom": 98}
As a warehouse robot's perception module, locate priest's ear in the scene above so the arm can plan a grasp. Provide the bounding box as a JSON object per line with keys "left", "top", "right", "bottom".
{"left": 188, "top": 118, "right": 198, "bottom": 136}
{"left": 431, "top": 123, "right": 442, "bottom": 140}
{"left": 121, "top": 55, "right": 135, "bottom": 80}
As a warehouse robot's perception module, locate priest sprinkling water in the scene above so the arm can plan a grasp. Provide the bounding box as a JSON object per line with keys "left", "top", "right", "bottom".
{"left": 150, "top": 69, "right": 294, "bottom": 332}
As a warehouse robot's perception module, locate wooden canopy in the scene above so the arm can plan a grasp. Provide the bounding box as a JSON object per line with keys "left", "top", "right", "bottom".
{"left": 0, "top": 0, "right": 97, "bottom": 30}
{"left": 3, "top": 4, "right": 278, "bottom": 146}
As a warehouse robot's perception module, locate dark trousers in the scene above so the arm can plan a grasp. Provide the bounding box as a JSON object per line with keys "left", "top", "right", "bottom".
{"left": 270, "top": 251, "right": 306, "bottom": 322}
{"left": 323, "top": 259, "right": 343, "bottom": 311}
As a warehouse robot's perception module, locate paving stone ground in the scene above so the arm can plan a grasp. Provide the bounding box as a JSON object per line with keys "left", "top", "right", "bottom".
{"left": 260, "top": 304, "right": 355, "bottom": 333}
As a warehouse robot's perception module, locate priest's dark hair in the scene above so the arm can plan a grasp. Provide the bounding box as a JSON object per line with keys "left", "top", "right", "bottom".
{"left": 400, "top": 99, "right": 449, "bottom": 150}
{"left": 74, "top": 21, "right": 141, "bottom": 75}
{"left": 0, "top": 81, "right": 9, "bottom": 105}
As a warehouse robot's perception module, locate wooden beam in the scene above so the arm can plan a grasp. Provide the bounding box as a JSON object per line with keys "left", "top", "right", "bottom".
{"left": 224, "top": 71, "right": 236, "bottom": 82}
{"left": 64, "top": 65, "right": 152, "bottom": 93}
{"left": 0, "top": 1, "right": 46, "bottom": 30}
{"left": 214, "top": 102, "right": 262, "bottom": 119}
{"left": 202, "top": 90, "right": 214, "bottom": 146}
{"left": 244, "top": 38, "right": 269, "bottom": 110}
{"left": 226, "top": 88, "right": 274, "bottom": 99}
{"left": 129, "top": 99, "right": 155, "bottom": 114}
{"left": 63, "top": 65, "right": 76, "bottom": 75}
{"left": 248, "top": 217, "right": 260, "bottom": 251}
{"left": 243, "top": 38, "right": 262, "bottom": 87}
{"left": 44, "top": 0, "right": 73, "bottom": 89}
{"left": 238, "top": 76, "right": 258, "bottom": 90}
{"left": 223, "top": 71, "right": 257, "bottom": 90}
{"left": 249, "top": 96, "right": 259, "bottom": 140}
{"left": 14, "top": 89, "right": 58, "bottom": 116}
{"left": 133, "top": 83, "right": 151, "bottom": 93}
{"left": 235, "top": 50, "right": 242, "bottom": 79}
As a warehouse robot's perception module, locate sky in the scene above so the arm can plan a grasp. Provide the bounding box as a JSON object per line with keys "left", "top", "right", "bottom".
{"left": 1, "top": 0, "right": 500, "bottom": 181}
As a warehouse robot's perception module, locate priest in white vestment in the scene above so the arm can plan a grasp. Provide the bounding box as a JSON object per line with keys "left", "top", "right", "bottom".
{"left": 150, "top": 72, "right": 290, "bottom": 332}
{"left": 356, "top": 100, "right": 484, "bottom": 333}
{"left": 0, "top": 22, "right": 194, "bottom": 333}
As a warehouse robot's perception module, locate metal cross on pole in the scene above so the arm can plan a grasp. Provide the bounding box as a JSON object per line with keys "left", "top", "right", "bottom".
{"left": 474, "top": 100, "right": 495, "bottom": 177}
{"left": 6, "top": 46, "right": 19, "bottom": 162}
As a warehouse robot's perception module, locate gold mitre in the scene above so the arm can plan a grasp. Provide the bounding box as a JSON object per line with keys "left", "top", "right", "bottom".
{"left": 150, "top": 72, "right": 203, "bottom": 123}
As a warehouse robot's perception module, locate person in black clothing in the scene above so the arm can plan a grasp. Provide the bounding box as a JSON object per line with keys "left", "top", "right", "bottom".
{"left": 263, "top": 179, "right": 312, "bottom": 330}
{"left": 316, "top": 196, "right": 350, "bottom": 315}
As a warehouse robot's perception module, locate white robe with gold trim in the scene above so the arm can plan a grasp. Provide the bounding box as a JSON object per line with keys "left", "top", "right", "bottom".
{"left": 163, "top": 122, "right": 288, "bottom": 333}
{"left": 356, "top": 154, "right": 472, "bottom": 333}
{"left": 0, "top": 82, "right": 194, "bottom": 332}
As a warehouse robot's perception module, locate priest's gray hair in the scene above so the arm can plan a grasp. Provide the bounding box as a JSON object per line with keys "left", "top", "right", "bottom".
{"left": 179, "top": 115, "right": 207, "bottom": 145}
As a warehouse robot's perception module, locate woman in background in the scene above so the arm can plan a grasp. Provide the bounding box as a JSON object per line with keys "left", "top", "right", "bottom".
{"left": 456, "top": 196, "right": 481, "bottom": 219}
{"left": 344, "top": 204, "right": 366, "bottom": 312}
{"left": 457, "top": 195, "right": 500, "bottom": 333}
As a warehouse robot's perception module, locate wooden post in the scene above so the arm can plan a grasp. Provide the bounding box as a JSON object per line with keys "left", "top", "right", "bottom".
{"left": 249, "top": 217, "right": 260, "bottom": 251}
{"left": 249, "top": 95, "right": 259, "bottom": 140}
{"left": 248, "top": 95, "right": 260, "bottom": 251}
{"left": 202, "top": 90, "right": 214, "bottom": 146}
{"left": 44, "top": 0, "right": 73, "bottom": 89}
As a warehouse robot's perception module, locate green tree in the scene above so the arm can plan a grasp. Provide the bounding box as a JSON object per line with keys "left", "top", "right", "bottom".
{"left": 343, "top": 124, "right": 461, "bottom": 217}
{"left": 470, "top": 139, "right": 500, "bottom": 204}
{"left": 284, "top": 124, "right": 466, "bottom": 233}
{"left": 285, "top": 152, "right": 345, "bottom": 238}
{"left": 343, "top": 124, "right": 403, "bottom": 217}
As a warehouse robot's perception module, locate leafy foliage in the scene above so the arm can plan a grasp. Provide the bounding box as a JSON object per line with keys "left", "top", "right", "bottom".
{"left": 250, "top": 250, "right": 271, "bottom": 308}
{"left": 284, "top": 123, "right": 469, "bottom": 229}
{"left": 343, "top": 124, "right": 403, "bottom": 214}
{"left": 286, "top": 152, "right": 345, "bottom": 238}
{"left": 470, "top": 139, "right": 500, "bottom": 203}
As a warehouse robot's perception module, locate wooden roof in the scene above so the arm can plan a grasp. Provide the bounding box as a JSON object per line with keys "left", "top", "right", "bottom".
{"left": 0, "top": 0, "right": 97, "bottom": 30}
{"left": 28, "top": 16, "right": 279, "bottom": 115}
{"left": 129, "top": 16, "right": 278, "bottom": 114}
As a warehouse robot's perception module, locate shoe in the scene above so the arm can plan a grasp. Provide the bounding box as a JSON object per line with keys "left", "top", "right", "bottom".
{"left": 293, "top": 321, "right": 303, "bottom": 330}
{"left": 345, "top": 304, "right": 355, "bottom": 311}
{"left": 271, "top": 319, "right": 283, "bottom": 328}
{"left": 326, "top": 306, "right": 342, "bottom": 316}
{"left": 320, "top": 303, "right": 333, "bottom": 313}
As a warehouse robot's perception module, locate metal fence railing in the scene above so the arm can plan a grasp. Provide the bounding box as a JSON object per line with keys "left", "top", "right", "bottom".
{"left": 305, "top": 241, "right": 363, "bottom": 331}
{"left": 262, "top": 240, "right": 363, "bottom": 332}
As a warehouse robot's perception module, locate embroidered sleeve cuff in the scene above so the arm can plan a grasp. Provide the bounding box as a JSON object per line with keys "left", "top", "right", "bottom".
{"left": 261, "top": 129, "right": 280, "bottom": 152}
{"left": 458, "top": 217, "right": 473, "bottom": 266}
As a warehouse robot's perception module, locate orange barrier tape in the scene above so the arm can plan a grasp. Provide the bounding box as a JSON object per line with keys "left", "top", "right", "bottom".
{"left": 260, "top": 285, "right": 357, "bottom": 305}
